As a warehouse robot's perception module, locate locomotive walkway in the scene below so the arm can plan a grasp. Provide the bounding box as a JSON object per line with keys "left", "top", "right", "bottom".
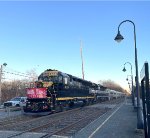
{"left": 74, "top": 98, "right": 144, "bottom": 138}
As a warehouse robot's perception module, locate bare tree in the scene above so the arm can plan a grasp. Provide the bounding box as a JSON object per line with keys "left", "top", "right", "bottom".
{"left": 99, "top": 79, "right": 126, "bottom": 93}
{"left": 1, "top": 68, "right": 38, "bottom": 102}
{"left": 26, "top": 68, "right": 38, "bottom": 82}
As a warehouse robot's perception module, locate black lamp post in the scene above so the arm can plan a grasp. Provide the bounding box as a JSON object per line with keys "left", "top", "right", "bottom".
{"left": 128, "top": 82, "right": 131, "bottom": 90}
{"left": 122, "top": 62, "right": 135, "bottom": 107}
{"left": 126, "top": 75, "right": 132, "bottom": 82}
{"left": 114, "top": 20, "right": 143, "bottom": 129}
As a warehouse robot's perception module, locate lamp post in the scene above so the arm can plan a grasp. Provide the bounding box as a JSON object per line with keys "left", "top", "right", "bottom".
{"left": 126, "top": 75, "right": 132, "bottom": 81}
{"left": 128, "top": 82, "right": 131, "bottom": 90}
{"left": 122, "top": 62, "right": 135, "bottom": 107}
{"left": 114, "top": 20, "right": 143, "bottom": 129}
{"left": 0, "top": 63, "right": 7, "bottom": 106}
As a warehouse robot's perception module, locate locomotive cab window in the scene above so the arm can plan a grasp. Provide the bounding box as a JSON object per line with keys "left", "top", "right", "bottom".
{"left": 58, "top": 76, "right": 63, "bottom": 83}
{"left": 63, "top": 77, "right": 68, "bottom": 85}
{"left": 70, "top": 76, "right": 73, "bottom": 82}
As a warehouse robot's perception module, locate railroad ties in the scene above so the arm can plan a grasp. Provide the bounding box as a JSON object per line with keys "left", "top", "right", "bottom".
{"left": 0, "top": 98, "right": 125, "bottom": 138}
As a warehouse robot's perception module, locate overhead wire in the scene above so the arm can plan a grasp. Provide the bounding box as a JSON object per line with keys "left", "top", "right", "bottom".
{"left": 2, "top": 66, "right": 37, "bottom": 80}
{"left": 3, "top": 71, "right": 35, "bottom": 79}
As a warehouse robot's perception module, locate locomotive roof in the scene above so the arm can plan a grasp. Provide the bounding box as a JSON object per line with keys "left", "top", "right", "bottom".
{"left": 46, "top": 69, "right": 58, "bottom": 71}
{"left": 66, "top": 73, "right": 94, "bottom": 86}
{"left": 40, "top": 69, "right": 100, "bottom": 86}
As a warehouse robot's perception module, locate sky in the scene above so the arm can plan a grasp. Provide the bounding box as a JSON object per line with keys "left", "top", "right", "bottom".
{"left": 0, "top": 1, "right": 150, "bottom": 91}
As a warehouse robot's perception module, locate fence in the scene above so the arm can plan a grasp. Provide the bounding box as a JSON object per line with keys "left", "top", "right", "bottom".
{"left": 140, "top": 62, "right": 150, "bottom": 138}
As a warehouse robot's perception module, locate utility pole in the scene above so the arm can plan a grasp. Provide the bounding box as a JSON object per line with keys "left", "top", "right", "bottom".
{"left": 0, "top": 65, "right": 2, "bottom": 106}
{"left": 80, "top": 40, "right": 85, "bottom": 80}
{"left": 0, "top": 63, "right": 7, "bottom": 106}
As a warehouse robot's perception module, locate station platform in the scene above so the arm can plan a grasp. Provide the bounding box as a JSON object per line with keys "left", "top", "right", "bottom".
{"left": 74, "top": 98, "right": 144, "bottom": 138}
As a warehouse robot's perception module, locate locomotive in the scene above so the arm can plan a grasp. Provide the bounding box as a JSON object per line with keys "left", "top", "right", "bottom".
{"left": 23, "top": 69, "right": 99, "bottom": 115}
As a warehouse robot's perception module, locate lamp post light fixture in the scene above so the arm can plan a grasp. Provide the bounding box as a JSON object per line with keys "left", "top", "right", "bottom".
{"left": 122, "top": 67, "right": 126, "bottom": 72}
{"left": 122, "top": 62, "right": 135, "bottom": 107}
{"left": 0, "top": 63, "right": 7, "bottom": 106}
{"left": 114, "top": 20, "right": 143, "bottom": 129}
{"left": 126, "top": 75, "right": 132, "bottom": 82}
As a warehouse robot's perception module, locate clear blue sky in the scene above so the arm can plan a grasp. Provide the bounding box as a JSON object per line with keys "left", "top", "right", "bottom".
{"left": 0, "top": 1, "right": 149, "bottom": 91}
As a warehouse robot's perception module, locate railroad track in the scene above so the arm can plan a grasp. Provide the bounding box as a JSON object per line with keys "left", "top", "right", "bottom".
{"left": 6, "top": 107, "right": 110, "bottom": 138}
{"left": 40, "top": 108, "right": 110, "bottom": 138}
{"left": 1, "top": 98, "right": 125, "bottom": 138}
{"left": 0, "top": 115, "right": 37, "bottom": 127}
{"left": 2, "top": 108, "right": 82, "bottom": 138}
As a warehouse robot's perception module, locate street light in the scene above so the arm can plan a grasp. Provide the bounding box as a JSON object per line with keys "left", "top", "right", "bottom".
{"left": 122, "top": 67, "right": 126, "bottom": 72}
{"left": 127, "top": 75, "right": 132, "bottom": 90}
{"left": 122, "top": 62, "right": 135, "bottom": 107}
{"left": 114, "top": 20, "right": 143, "bottom": 129}
{"left": 0, "top": 63, "right": 7, "bottom": 106}
{"left": 128, "top": 82, "right": 131, "bottom": 89}
{"left": 126, "top": 75, "right": 132, "bottom": 81}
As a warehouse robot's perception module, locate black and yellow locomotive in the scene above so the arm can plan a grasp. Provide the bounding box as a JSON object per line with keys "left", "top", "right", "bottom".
{"left": 24, "top": 69, "right": 98, "bottom": 115}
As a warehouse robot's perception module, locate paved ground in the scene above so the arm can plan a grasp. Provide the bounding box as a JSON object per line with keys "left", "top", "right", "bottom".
{"left": 74, "top": 99, "right": 144, "bottom": 138}
{"left": 0, "top": 99, "right": 145, "bottom": 138}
